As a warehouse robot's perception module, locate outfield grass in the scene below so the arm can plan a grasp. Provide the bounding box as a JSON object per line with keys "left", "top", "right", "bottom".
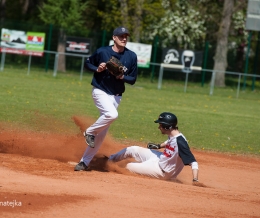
{"left": 0, "top": 68, "right": 259, "bottom": 156}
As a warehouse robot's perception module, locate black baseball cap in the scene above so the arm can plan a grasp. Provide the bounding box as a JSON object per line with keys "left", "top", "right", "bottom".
{"left": 113, "top": 26, "right": 130, "bottom": 36}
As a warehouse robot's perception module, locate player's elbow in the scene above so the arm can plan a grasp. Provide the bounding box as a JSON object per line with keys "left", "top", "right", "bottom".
{"left": 126, "top": 77, "right": 137, "bottom": 85}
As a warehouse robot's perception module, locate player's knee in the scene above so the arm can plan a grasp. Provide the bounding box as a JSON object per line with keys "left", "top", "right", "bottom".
{"left": 127, "top": 145, "right": 141, "bottom": 153}
{"left": 105, "top": 110, "right": 118, "bottom": 120}
{"left": 126, "top": 163, "right": 138, "bottom": 173}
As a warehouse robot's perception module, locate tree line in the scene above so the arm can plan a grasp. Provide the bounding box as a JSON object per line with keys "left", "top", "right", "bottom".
{"left": 0, "top": 0, "right": 258, "bottom": 87}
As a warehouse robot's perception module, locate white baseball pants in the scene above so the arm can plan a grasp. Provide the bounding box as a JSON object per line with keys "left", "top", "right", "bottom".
{"left": 80, "top": 87, "right": 121, "bottom": 166}
{"left": 109, "top": 146, "right": 169, "bottom": 179}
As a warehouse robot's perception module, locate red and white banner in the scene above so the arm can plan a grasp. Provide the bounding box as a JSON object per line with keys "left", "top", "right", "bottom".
{"left": 0, "top": 47, "right": 44, "bottom": 56}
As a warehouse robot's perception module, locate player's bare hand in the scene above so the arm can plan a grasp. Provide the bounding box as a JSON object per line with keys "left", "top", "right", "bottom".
{"left": 97, "top": 63, "right": 106, "bottom": 72}
{"left": 116, "top": 74, "right": 124, "bottom": 80}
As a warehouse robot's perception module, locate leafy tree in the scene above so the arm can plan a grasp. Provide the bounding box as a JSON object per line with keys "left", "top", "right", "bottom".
{"left": 230, "top": 10, "right": 248, "bottom": 73}
{"left": 119, "top": 0, "right": 129, "bottom": 27}
{"left": 149, "top": 0, "right": 248, "bottom": 87}
{"left": 1, "top": 0, "right": 251, "bottom": 87}
{"left": 147, "top": 0, "right": 206, "bottom": 48}
{"left": 0, "top": 0, "right": 44, "bottom": 22}
{"left": 0, "top": 0, "right": 6, "bottom": 22}
{"left": 211, "top": 0, "right": 247, "bottom": 87}
{"left": 38, "top": 0, "right": 88, "bottom": 72}
{"left": 97, "top": 0, "right": 167, "bottom": 42}
{"left": 211, "top": 0, "right": 235, "bottom": 87}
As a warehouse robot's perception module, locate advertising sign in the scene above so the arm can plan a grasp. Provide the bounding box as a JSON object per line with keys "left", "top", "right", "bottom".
{"left": 26, "top": 32, "right": 45, "bottom": 52}
{"left": 161, "top": 48, "right": 203, "bottom": 73}
{"left": 66, "top": 36, "right": 91, "bottom": 55}
{"left": 109, "top": 40, "right": 152, "bottom": 68}
{"left": 0, "top": 28, "right": 45, "bottom": 56}
{"left": 245, "top": 0, "right": 260, "bottom": 31}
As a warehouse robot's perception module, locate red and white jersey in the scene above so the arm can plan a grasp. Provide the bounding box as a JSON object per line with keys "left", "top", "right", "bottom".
{"left": 158, "top": 133, "right": 187, "bottom": 175}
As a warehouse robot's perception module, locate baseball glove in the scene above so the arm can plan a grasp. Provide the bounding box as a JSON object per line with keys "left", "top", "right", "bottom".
{"left": 106, "top": 56, "right": 124, "bottom": 77}
{"left": 147, "top": 142, "right": 161, "bottom": 149}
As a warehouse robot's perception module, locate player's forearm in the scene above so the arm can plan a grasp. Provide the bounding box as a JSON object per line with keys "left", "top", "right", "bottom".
{"left": 159, "top": 142, "right": 167, "bottom": 148}
{"left": 192, "top": 169, "right": 199, "bottom": 181}
{"left": 191, "top": 162, "right": 199, "bottom": 181}
{"left": 85, "top": 60, "right": 98, "bottom": 72}
{"left": 84, "top": 54, "right": 101, "bottom": 73}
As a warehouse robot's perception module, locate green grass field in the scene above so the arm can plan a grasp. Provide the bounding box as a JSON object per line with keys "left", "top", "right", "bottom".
{"left": 1, "top": 68, "right": 259, "bottom": 156}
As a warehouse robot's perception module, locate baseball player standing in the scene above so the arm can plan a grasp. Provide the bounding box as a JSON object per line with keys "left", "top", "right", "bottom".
{"left": 108, "top": 112, "right": 199, "bottom": 182}
{"left": 74, "top": 26, "right": 138, "bottom": 171}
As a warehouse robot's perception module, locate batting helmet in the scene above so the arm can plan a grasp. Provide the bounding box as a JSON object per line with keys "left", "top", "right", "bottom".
{"left": 154, "top": 112, "right": 178, "bottom": 129}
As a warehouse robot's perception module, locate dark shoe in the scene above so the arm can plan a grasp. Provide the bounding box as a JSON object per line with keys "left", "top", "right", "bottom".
{"left": 83, "top": 132, "right": 95, "bottom": 148}
{"left": 103, "top": 155, "right": 109, "bottom": 160}
{"left": 74, "top": 162, "right": 89, "bottom": 171}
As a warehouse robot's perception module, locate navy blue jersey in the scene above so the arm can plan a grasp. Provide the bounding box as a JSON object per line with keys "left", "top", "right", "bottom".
{"left": 85, "top": 45, "right": 138, "bottom": 96}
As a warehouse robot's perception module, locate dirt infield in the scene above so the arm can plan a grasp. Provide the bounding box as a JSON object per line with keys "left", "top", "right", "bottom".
{"left": 0, "top": 116, "right": 260, "bottom": 218}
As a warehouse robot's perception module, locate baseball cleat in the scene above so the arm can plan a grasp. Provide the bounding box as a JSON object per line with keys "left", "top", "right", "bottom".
{"left": 103, "top": 155, "right": 109, "bottom": 160}
{"left": 83, "top": 132, "right": 95, "bottom": 148}
{"left": 74, "top": 162, "right": 90, "bottom": 171}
